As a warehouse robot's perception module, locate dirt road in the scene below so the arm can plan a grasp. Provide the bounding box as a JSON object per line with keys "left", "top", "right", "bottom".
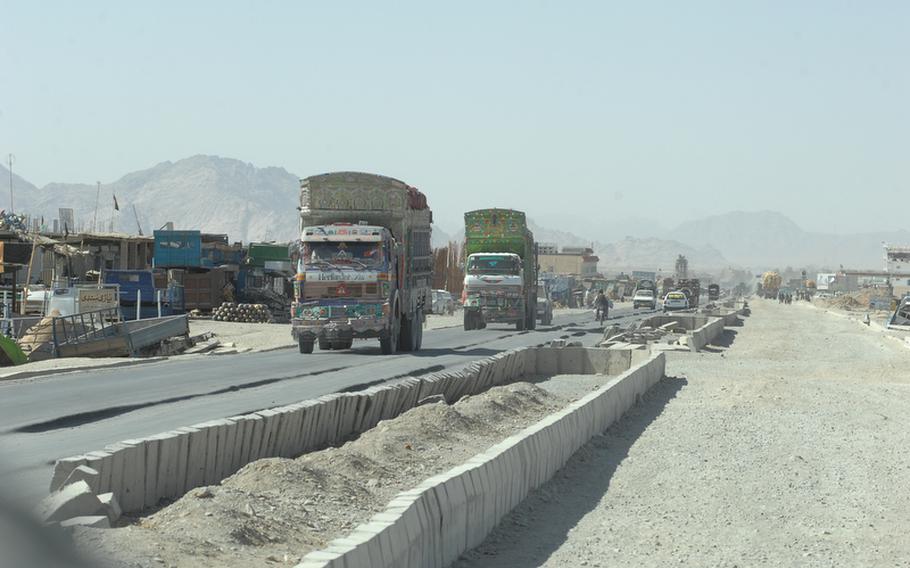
{"left": 456, "top": 299, "right": 910, "bottom": 567}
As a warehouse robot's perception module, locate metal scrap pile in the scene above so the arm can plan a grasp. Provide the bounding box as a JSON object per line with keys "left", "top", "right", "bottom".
{"left": 0, "top": 210, "right": 28, "bottom": 232}
{"left": 212, "top": 302, "right": 273, "bottom": 324}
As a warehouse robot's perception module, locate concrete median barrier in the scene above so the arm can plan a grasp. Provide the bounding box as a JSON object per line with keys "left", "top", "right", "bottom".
{"left": 691, "top": 316, "right": 725, "bottom": 351}
{"left": 299, "top": 352, "right": 667, "bottom": 568}
{"left": 49, "top": 346, "right": 650, "bottom": 516}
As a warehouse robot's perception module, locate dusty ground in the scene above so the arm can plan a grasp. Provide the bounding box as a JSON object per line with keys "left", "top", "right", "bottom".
{"left": 456, "top": 298, "right": 910, "bottom": 568}
{"left": 73, "top": 371, "right": 613, "bottom": 568}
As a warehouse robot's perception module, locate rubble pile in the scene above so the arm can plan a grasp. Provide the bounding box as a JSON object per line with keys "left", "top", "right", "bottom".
{"left": 599, "top": 321, "right": 689, "bottom": 350}
{"left": 0, "top": 210, "right": 29, "bottom": 232}
{"left": 212, "top": 302, "right": 273, "bottom": 323}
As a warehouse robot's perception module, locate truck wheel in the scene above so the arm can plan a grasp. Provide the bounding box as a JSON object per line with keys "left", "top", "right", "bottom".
{"left": 318, "top": 336, "right": 331, "bottom": 351}
{"left": 515, "top": 318, "right": 526, "bottom": 331}
{"left": 413, "top": 309, "right": 424, "bottom": 351}
{"left": 380, "top": 315, "right": 399, "bottom": 355}
{"left": 463, "top": 311, "right": 475, "bottom": 331}
{"left": 298, "top": 337, "right": 314, "bottom": 354}
{"left": 399, "top": 315, "right": 414, "bottom": 352}
{"left": 336, "top": 339, "right": 353, "bottom": 350}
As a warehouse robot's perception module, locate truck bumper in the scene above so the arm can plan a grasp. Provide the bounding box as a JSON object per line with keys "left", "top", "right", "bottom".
{"left": 466, "top": 306, "right": 524, "bottom": 323}
{"left": 291, "top": 316, "right": 389, "bottom": 341}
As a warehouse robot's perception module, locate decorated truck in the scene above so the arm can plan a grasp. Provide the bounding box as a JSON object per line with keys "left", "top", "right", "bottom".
{"left": 462, "top": 209, "right": 537, "bottom": 330}
{"left": 290, "top": 172, "right": 432, "bottom": 355}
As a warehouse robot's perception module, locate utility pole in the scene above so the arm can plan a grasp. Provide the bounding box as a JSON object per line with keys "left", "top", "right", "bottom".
{"left": 7, "top": 154, "right": 13, "bottom": 212}
{"left": 92, "top": 181, "right": 101, "bottom": 232}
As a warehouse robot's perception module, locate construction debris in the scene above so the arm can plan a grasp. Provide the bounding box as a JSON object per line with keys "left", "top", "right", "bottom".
{"left": 212, "top": 302, "right": 273, "bottom": 324}
{"left": 0, "top": 210, "right": 29, "bottom": 232}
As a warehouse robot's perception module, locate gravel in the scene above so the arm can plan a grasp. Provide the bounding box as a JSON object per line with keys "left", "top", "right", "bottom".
{"left": 456, "top": 298, "right": 910, "bottom": 568}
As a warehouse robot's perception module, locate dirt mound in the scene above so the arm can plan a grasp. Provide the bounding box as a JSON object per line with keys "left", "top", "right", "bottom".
{"left": 75, "top": 383, "right": 561, "bottom": 568}
{"left": 824, "top": 289, "right": 892, "bottom": 311}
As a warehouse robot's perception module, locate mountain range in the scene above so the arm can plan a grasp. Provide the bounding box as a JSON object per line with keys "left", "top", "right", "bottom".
{"left": 2, "top": 156, "right": 904, "bottom": 271}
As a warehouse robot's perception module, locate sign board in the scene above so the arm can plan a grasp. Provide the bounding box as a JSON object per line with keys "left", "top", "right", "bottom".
{"left": 77, "top": 287, "right": 119, "bottom": 312}
{"left": 816, "top": 273, "right": 837, "bottom": 291}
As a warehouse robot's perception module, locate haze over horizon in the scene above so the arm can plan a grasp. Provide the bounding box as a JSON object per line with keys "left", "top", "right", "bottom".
{"left": 2, "top": 1, "right": 907, "bottom": 235}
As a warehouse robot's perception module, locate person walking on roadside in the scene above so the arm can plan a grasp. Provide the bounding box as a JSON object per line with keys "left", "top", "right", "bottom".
{"left": 595, "top": 290, "right": 610, "bottom": 323}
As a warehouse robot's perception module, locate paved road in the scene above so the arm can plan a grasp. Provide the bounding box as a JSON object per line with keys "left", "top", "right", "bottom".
{"left": 0, "top": 306, "right": 654, "bottom": 505}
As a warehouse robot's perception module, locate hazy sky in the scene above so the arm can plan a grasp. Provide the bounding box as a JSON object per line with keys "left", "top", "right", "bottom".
{"left": 1, "top": 1, "right": 907, "bottom": 235}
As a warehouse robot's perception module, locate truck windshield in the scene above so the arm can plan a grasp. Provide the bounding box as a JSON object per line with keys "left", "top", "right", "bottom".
{"left": 303, "top": 242, "right": 385, "bottom": 269}
{"left": 467, "top": 255, "right": 520, "bottom": 275}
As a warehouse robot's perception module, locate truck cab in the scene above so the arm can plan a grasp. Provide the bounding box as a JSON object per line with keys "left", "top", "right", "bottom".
{"left": 463, "top": 253, "right": 526, "bottom": 329}
{"left": 293, "top": 224, "right": 397, "bottom": 352}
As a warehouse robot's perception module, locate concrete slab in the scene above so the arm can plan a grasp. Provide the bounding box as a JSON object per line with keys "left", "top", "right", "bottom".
{"left": 97, "top": 492, "right": 122, "bottom": 523}
{"left": 38, "top": 481, "right": 103, "bottom": 524}
{"left": 60, "top": 515, "right": 110, "bottom": 529}
{"left": 49, "top": 455, "right": 88, "bottom": 493}
{"left": 62, "top": 465, "right": 100, "bottom": 494}
{"left": 83, "top": 451, "right": 113, "bottom": 495}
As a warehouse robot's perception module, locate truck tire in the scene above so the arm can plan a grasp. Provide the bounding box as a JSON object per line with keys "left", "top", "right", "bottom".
{"left": 399, "top": 315, "right": 414, "bottom": 352}
{"left": 413, "top": 309, "right": 424, "bottom": 351}
{"left": 318, "top": 336, "right": 331, "bottom": 351}
{"left": 380, "top": 314, "right": 400, "bottom": 355}
{"left": 336, "top": 338, "right": 353, "bottom": 350}
{"left": 298, "top": 337, "right": 314, "bottom": 354}
{"left": 464, "top": 311, "right": 476, "bottom": 331}
{"left": 515, "top": 318, "right": 526, "bottom": 331}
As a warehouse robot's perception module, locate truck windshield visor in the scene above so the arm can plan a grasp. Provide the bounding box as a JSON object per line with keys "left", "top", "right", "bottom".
{"left": 467, "top": 255, "right": 519, "bottom": 275}
{"left": 303, "top": 242, "right": 385, "bottom": 269}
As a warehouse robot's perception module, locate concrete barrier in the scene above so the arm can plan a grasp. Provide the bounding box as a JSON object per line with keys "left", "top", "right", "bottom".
{"left": 690, "top": 316, "right": 725, "bottom": 351}
{"left": 298, "top": 352, "right": 666, "bottom": 568}
{"left": 50, "top": 347, "right": 643, "bottom": 515}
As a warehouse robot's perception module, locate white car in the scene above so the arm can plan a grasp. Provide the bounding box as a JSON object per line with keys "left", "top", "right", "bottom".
{"left": 431, "top": 290, "right": 455, "bottom": 315}
{"left": 632, "top": 289, "right": 657, "bottom": 309}
{"left": 662, "top": 291, "right": 689, "bottom": 312}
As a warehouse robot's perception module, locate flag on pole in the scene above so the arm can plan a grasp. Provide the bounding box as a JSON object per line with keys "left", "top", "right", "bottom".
{"left": 113, "top": 195, "right": 120, "bottom": 211}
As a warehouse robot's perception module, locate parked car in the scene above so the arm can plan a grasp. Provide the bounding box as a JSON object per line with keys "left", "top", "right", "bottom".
{"left": 431, "top": 289, "right": 455, "bottom": 315}
{"left": 662, "top": 291, "right": 689, "bottom": 312}
{"left": 632, "top": 289, "right": 657, "bottom": 310}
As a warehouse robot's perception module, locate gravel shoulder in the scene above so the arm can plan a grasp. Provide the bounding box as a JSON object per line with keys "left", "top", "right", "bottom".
{"left": 456, "top": 298, "right": 910, "bottom": 568}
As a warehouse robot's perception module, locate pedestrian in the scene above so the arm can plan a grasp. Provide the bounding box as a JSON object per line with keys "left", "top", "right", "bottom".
{"left": 595, "top": 290, "right": 610, "bottom": 323}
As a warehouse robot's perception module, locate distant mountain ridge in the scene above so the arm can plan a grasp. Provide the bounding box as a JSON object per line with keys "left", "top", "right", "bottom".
{"left": 4, "top": 155, "right": 300, "bottom": 242}
{"left": 3, "top": 157, "right": 904, "bottom": 270}
{"left": 666, "top": 210, "right": 907, "bottom": 270}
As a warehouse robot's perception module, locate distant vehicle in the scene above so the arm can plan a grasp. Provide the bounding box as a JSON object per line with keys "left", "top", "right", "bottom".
{"left": 632, "top": 289, "right": 657, "bottom": 310}
{"left": 707, "top": 284, "right": 720, "bottom": 301}
{"left": 676, "top": 278, "right": 701, "bottom": 308}
{"left": 536, "top": 281, "right": 554, "bottom": 325}
{"left": 663, "top": 291, "right": 689, "bottom": 312}
{"left": 430, "top": 290, "right": 455, "bottom": 315}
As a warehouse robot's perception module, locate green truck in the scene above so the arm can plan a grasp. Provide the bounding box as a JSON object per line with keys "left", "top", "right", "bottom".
{"left": 462, "top": 209, "right": 537, "bottom": 331}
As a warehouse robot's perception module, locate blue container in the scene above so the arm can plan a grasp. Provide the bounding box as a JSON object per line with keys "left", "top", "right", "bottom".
{"left": 154, "top": 230, "right": 202, "bottom": 268}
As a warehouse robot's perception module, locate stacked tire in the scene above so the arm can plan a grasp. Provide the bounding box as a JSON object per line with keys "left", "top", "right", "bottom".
{"left": 212, "top": 302, "right": 273, "bottom": 323}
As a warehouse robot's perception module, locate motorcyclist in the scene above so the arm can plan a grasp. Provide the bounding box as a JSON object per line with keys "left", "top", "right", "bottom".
{"left": 595, "top": 290, "right": 610, "bottom": 322}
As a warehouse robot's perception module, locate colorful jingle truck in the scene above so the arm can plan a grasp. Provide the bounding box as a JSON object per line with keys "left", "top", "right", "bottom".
{"left": 290, "top": 172, "right": 432, "bottom": 355}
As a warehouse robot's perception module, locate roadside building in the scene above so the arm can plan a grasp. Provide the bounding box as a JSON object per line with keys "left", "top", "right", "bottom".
{"left": 539, "top": 246, "right": 599, "bottom": 278}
